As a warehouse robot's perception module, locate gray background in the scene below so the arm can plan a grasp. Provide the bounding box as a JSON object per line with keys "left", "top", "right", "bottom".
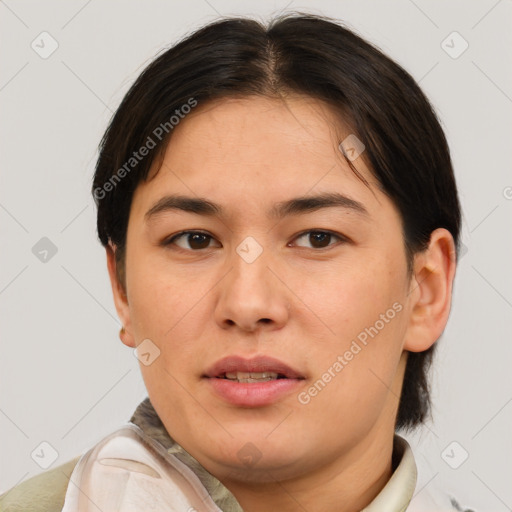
{"left": 1, "top": 0, "right": 511, "bottom": 509}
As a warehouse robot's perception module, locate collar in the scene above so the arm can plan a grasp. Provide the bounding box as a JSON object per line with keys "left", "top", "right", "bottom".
{"left": 361, "top": 435, "right": 417, "bottom": 511}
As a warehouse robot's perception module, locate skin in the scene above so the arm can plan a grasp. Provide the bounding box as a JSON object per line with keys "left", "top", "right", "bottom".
{"left": 106, "top": 95, "right": 456, "bottom": 512}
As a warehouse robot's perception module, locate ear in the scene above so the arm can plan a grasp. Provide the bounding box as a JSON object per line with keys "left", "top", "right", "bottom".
{"left": 106, "top": 242, "right": 136, "bottom": 348}
{"left": 403, "top": 228, "right": 457, "bottom": 353}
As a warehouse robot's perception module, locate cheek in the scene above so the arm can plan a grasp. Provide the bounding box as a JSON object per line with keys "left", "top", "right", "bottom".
{"left": 301, "top": 318, "right": 406, "bottom": 435}
{"left": 300, "top": 256, "right": 403, "bottom": 337}
{"left": 126, "top": 248, "right": 193, "bottom": 336}
{"left": 125, "top": 253, "right": 213, "bottom": 382}
{"left": 297, "top": 258, "right": 407, "bottom": 417}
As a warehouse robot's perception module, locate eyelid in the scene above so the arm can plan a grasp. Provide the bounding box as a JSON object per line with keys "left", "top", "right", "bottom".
{"left": 291, "top": 229, "right": 349, "bottom": 248}
{"left": 164, "top": 230, "right": 219, "bottom": 250}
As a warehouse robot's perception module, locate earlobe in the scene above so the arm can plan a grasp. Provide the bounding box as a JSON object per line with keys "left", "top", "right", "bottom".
{"left": 403, "top": 228, "right": 457, "bottom": 353}
{"left": 106, "top": 242, "right": 136, "bottom": 348}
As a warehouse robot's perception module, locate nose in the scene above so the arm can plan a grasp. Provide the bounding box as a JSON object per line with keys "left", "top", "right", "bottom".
{"left": 214, "top": 241, "right": 290, "bottom": 333}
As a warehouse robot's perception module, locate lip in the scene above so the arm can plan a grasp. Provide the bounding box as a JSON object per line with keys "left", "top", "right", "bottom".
{"left": 203, "top": 355, "right": 306, "bottom": 407}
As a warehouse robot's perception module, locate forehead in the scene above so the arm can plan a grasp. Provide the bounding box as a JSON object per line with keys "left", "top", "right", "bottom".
{"left": 132, "top": 95, "right": 390, "bottom": 222}
{"left": 160, "top": 95, "right": 361, "bottom": 171}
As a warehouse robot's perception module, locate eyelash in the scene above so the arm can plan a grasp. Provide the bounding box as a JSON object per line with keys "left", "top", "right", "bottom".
{"left": 163, "top": 229, "right": 349, "bottom": 252}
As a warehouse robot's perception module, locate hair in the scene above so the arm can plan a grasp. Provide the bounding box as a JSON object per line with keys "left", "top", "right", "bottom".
{"left": 92, "top": 13, "right": 461, "bottom": 431}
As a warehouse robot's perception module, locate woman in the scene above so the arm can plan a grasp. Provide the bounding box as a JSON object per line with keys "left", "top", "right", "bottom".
{"left": 1, "top": 12, "right": 468, "bottom": 512}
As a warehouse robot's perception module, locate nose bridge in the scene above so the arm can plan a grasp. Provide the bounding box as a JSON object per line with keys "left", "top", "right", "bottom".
{"left": 215, "top": 234, "right": 289, "bottom": 330}
{"left": 229, "top": 234, "right": 273, "bottom": 298}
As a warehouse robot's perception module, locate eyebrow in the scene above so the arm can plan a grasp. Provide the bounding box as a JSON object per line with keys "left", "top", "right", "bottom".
{"left": 145, "top": 192, "right": 370, "bottom": 222}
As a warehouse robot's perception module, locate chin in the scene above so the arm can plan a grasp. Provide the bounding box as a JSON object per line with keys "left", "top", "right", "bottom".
{"left": 216, "top": 454, "right": 307, "bottom": 485}
{"left": 207, "top": 438, "right": 306, "bottom": 478}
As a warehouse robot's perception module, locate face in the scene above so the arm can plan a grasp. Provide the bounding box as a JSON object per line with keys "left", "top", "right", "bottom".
{"left": 111, "top": 95, "right": 429, "bottom": 484}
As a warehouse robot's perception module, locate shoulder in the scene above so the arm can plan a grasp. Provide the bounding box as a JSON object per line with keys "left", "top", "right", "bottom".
{"left": 0, "top": 456, "right": 81, "bottom": 512}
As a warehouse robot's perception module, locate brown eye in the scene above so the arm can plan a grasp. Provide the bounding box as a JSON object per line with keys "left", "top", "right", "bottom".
{"left": 294, "top": 230, "right": 345, "bottom": 249}
{"left": 166, "top": 231, "right": 218, "bottom": 250}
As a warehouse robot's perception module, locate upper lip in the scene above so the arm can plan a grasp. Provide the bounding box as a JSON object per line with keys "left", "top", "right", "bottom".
{"left": 204, "top": 355, "right": 305, "bottom": 379}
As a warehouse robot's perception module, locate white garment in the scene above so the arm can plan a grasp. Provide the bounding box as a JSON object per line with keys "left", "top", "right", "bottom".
{"left": 62, "top": 424, "right": 222, "bottom": 512}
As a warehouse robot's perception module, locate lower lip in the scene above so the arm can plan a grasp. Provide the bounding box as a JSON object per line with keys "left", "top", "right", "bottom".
{"left": 205, "top": 377, "right": 304, "bottom": 407}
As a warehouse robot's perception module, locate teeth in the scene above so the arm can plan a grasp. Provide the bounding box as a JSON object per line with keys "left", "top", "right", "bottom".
{"left": 224, "top": 371, "right": 280, "bottom": 382}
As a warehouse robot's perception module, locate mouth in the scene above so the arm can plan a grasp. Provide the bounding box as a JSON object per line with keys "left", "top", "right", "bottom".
{"left": 203, "top": 355, "right": 306, "bottom": 407}
{"left": 203, "top": 354, "right": 305, "bottom": 381}
{"left": 215, "top": 371, "right": 290, "bottom": 383}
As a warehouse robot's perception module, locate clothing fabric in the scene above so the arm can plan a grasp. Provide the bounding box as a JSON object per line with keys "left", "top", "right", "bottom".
{"left": 0, "top": 398, "right": 468, "bottom": 511}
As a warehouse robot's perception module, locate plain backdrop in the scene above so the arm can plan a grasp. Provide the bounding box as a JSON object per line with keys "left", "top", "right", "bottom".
{"left": 1, "top": 0, "right": 511, "bottom": 509}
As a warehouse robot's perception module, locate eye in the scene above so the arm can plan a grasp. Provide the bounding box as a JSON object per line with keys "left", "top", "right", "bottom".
{"left": 165, "top": 231, "right": 220, "bottom": 251}
{"left": 164, "top": 229, "right": 348, "bottom": 252}
{"left": 292, "top": 230, "right": 347, "bottom": 249}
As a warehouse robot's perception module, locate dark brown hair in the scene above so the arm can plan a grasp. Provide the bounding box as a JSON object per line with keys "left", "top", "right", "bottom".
{"left": 92, "top": 13, "right": 462, "bottom": 431}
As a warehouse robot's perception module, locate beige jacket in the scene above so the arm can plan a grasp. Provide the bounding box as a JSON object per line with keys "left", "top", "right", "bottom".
{"left": 0, "top": 398, "right": 464, "bottom": 511}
